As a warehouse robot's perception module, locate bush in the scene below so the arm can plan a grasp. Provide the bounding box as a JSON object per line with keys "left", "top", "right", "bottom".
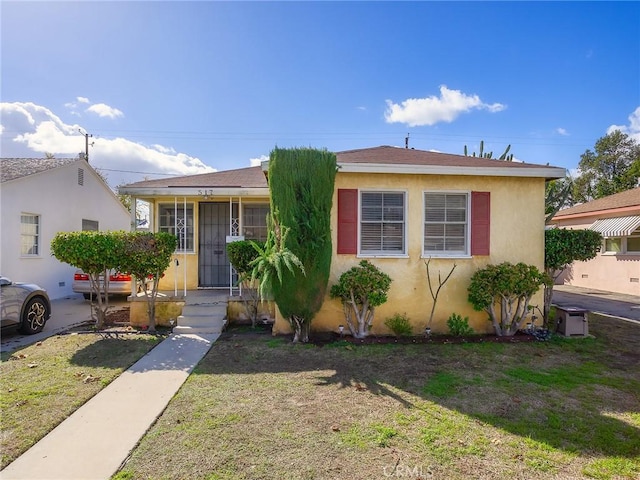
{"left": 330, "top": 260, "right": 392, "bottom": 339}
{"left": 446, "top": 313, "right": 474, "bottom": 337}
{"left": 384, "top": 313, "right": 413, "bottom": 337}
{"left": 468, "top": 262, "right": 547, "bottom": 337}
{"left": 227, "top": 240, "right": 261, "bottom": 276}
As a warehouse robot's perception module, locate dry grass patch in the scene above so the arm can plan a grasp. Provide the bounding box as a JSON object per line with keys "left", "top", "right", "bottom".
{"left": 1, "top": 333, "right": 162, "bottom": 468}
{"left": 116, "top": 316, "right": 640, "bottom": 480}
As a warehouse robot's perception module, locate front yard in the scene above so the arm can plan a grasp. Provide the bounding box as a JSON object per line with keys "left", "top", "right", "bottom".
{"left": 115, "top": 314, "right": 640, "bottom": 480}
{"left": 1, "top": 332, "right": 163, "bottom": 469}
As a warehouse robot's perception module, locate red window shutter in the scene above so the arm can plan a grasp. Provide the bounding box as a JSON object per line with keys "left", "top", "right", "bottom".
{"left": 337, "top": 189, "right": 358, "bottom": 254}
{"left": 471, "top": 191, "right": 490, "bottom": 256}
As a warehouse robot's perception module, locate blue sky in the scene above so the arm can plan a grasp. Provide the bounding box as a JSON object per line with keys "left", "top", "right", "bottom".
{"left": 2, "top": 1, "right": 639, "bottom": 188}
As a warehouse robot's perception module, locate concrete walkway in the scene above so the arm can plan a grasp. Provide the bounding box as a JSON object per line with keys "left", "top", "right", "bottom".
{"left": 1, "top": 332, "right": 219, "bottom": 480}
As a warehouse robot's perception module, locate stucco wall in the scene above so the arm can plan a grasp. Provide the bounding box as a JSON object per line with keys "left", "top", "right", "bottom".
{"left": 553, "top": 215, "right": 640, "bottom": 295}
{"left": 273, "top": 173, "right": 547, "bottom": 336}
{"left": 0, "top": 161, "right": 130, "bottom": 299}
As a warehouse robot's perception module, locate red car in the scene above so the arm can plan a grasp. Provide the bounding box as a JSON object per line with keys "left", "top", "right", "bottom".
{"left": 72, "top": 270, "right": 153, "bottom": 300}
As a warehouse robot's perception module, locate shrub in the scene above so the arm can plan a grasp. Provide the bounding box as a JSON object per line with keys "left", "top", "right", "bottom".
{"left": 330, "top": 260, "right": 392, "bottom": 339}
{"left": 467, "top": 262, "right": 547, "bottom": 337}
{"left": 227, "top": 240, "right": 263, "bottom": 328}
{"left": 384, "top": 313, "right": 413, "bottom": 337}
{"left": 446, "top": 313, "right": 474, "bottom": 337}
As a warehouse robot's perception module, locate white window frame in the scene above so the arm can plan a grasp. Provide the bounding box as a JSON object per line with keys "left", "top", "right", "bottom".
{"left": 422, "top": 191, "right": 470, "bottom": 258}
{"left": 358, "top": 189, "right": 408, "bottom": 258}
{"left": 20, "top": 213, "right": 40, "bottom": 257}
{"left": 602, "top": 227, "right": 640, "bottom": 255}
{"left": 158, "top": 203, "right": 195, "bottom": 253}
{"left": 626, "top": 231, "right": 640, "bottom": 253}
{"left": 242, "top": 203, "right": 270, "bottom": 242}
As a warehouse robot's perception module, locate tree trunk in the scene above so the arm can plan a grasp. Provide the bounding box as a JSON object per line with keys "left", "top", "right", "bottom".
{"left": 291, "top": 315, "right": 309, "bottom": 343}
{"left": 543, "top": 282, "right": 554, "bottom": 328}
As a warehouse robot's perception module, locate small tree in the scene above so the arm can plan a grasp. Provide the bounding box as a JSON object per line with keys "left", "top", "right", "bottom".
{"left": 330, "top": 260, "right": 392, "bottom": 339}
{"left": 118, "top": 232, "right": 177, "bottom": 333}
{"left": 544, "top": 228, "right": 602, "bottom": 324}
{"left": 51, "top": 231, "right": 126, "bottom": 328}
{"left": 467, "top": 262, "right": 547, "bottom": 337}
{"left": 248, "top": 215, "right": 304, "bottom": 301}
{"left": 424, "top": 257, "right": 456, "bottom": 331}
{"left": 227, "top": 240, "right": 263, "bottom": 327}
{"left": 267, "top": 147, "right": 337, "bottom": 343}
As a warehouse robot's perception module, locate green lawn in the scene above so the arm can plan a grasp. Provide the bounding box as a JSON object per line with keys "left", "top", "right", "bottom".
{"left": 1, "top": 333, "right": 162, "bottom": 468}
{"left": 115, "top": 314, "right": 640, "bottom": 480}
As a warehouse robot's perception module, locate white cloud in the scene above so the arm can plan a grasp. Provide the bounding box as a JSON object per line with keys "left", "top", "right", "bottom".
{"left": 556, "top": 128, "right": 569, "bottom": 136}
{"left": 0, "top": 101, "right": 214, "bottom": 187}
{"left": 250, "top": 155, "right": 268, "bottom": 167}
{"left": 77, "top": 96, "right": 90, "bottom": 104}
{"left": 607, "top": 106, "right": 640, "bottom": 143}
{"left": 384, "top": 85, "right": 506, "bottom": 127}
{"left": 86, "top": 103, "right": 124, "bottom": 119}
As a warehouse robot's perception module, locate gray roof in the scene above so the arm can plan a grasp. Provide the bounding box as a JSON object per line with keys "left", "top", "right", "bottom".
{"left": 1, "top": 158, "right": 79, "bottom": 183}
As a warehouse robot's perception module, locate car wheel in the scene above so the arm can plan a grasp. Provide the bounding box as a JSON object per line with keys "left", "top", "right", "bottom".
{"left": 20, "top": 297, "right": 49, "bottom": 334}
{"left": 83, "top": 293, "right": 91, "bottom": 300}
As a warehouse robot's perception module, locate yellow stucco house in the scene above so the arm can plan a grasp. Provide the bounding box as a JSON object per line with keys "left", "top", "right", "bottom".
{"left": 119, "top": 146, "right": 565, "bottom": 334}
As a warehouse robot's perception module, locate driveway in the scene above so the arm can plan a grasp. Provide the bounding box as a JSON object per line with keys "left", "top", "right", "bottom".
{"left": 1, "top": 294, "right": 129, "bottom": 353}
{"left": 552, "top": 284, "right": 640, "bottom": 323}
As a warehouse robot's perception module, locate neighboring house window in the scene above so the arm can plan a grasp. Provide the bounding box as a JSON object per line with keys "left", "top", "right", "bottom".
{"left": 243, "top": 204, "right": 270, "bottom": 242}
{"left": 627, "top": 231, "right": 640, "bottom": 253}
{"left": 424, "top": 192, "right": 468, "bottom": 255}
{"left": 158, "top": 203, "right": 194, "bottom": 252}
{"left": 360, "top": 191, "right": 406, "bottom": 255}
{"left": 604, "top": 238, "right": 622, "bottom": 253}
{"left": 82, "top": 219, "right": 99, "bottom": 231}
{"left": 21, "top": 214, "right": 40, "bottom": 256}
{"left": 603, "top": 227, "right": 640, "bottom": 254}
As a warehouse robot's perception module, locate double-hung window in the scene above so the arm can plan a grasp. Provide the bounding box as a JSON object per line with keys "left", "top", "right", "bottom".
{"left": 424, "top": 192, "right": 468, "bottom": 256}
{"left": 21, "top": 214, "right": 40, "bottom": 256}
{"left": 360, "top": 191, "right": 406, "bottom": 255}
{"left": 243, "top": 204, "right": 270, "bottom": 242}
{"left": 158, "top": 203, "right": 194, "bottom": 252}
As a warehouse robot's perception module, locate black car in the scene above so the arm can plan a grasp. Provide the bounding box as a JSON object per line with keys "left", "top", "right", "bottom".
{"left": 0, "top": 275, "right": 51, "bottom": 334}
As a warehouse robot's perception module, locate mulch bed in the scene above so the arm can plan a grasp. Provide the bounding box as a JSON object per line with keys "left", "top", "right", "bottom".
{"left": 223, "top": 324, "right": 538, "bottom": 346}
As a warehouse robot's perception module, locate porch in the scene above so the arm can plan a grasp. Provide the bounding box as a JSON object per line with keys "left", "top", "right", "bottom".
{"left": 128, "top": 289, "right": 274, "bottom": 331}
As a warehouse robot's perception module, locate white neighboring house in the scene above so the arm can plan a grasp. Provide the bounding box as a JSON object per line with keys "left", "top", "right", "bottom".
{"left": 0, "top": 157, "right": 131, "bottom": 299}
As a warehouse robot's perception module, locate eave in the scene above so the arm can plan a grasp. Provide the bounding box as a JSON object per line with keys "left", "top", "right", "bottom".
{"left": 118, "top": 187, "right": 270, "bottom": 197}
{"left": 337, "top": 162, "right": 566, "bottom": 180}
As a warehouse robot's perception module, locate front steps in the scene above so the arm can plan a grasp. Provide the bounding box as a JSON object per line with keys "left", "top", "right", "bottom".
{"left": 173, "top": 294, "right": 228, "bottom": 335}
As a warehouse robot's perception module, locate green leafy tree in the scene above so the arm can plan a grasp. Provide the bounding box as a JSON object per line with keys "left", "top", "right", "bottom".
{"left": 51, "top": 231, "right": 127, "bottom": 328}
{"left": 330, "top": 260, "right": 392, "bottom": 338}
{"left": 467, "top": 262, "right": 548, "bottom": 337}
{"left": 267, "top": 147, "right": 337, "bottom": 343}
{"left": 572, "top": 131, "right": 640, "bottom": 203}
{"left": 545, "top": 178, "right": 574, "bottom": 222}
{"left": 543, "top": 228, "right": 602, "bottom": 324}
{"left": 118, "top": 232, "right": 177, "bottom": 333}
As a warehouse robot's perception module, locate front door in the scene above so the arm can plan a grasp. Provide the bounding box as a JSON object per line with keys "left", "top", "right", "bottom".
{"left": 199, "top": 203, "right": 230, "bottom": 287}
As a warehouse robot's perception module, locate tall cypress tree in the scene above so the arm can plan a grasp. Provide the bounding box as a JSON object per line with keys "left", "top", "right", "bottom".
{"left": 268, "top": 147, "right": 337, "bottom": 342}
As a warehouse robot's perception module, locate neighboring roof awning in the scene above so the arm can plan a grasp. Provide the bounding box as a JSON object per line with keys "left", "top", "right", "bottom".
{"left": 589, "top": 215, "right": 640, "bottom": 237}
